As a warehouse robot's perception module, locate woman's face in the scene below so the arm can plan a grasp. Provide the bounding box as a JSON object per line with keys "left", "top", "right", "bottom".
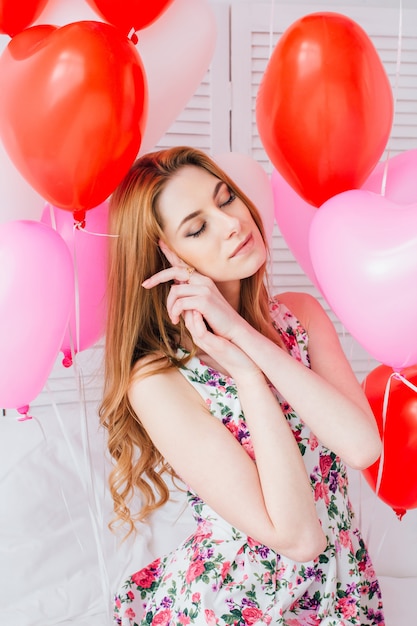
{"left": 157, "top": 165, "right": 266, "bottom": 292}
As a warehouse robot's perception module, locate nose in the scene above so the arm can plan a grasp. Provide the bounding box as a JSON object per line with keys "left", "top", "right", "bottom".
{"left": 219, "top": 210, "right": 241, "bottom": 238}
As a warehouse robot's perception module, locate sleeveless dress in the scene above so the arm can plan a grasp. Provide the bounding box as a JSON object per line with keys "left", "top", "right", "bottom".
{"left": 113, "top": 299, "right": 385, "bottom": 626}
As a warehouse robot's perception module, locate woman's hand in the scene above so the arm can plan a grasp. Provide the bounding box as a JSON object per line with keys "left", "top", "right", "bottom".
{"left": 141, "top": 240, "right": 259, "bottom": 380}
{"left": 184, "top": 307, "right": 261, "bottom": 382}
{"left": 142, "top": 240, "right": 247, "bottom": 342}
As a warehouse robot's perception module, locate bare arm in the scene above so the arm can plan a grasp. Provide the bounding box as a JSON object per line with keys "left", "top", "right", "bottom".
{"left": 230, "top": 292, "right": 381, "bottom": 470}
{"left": 129, "top": 340, "right": 326, "bottom": 561}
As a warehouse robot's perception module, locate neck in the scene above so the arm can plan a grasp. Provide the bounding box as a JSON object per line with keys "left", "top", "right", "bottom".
{"left": 216, "top": 279, "right": 241, "bottom": 311}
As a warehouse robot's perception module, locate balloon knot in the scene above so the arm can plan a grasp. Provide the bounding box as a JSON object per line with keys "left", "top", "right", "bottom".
{"left": 128, "top": 28, "right": 138, "bottom": 45}
{"left": 17, "top": 405, "right": 32, "bottom": 421}
{"left": 393, "top": 507, "right": 407, "bottom": 521}
{"left": 73, "top": 209, "right": 86, "bottom": 230}
{"left": 62, "top": 353, "right": 73, "bottom": 368}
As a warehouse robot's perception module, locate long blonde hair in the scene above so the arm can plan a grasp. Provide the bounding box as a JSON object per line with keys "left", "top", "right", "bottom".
{"left": 100, "top": 146, "right": 281, "bottom": 536}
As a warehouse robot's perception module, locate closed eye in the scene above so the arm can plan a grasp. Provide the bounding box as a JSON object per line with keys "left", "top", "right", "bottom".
{"left": 187, "top": 222, "right": 207, "bottom": 238}
{"left": 219, "top": 185, "right": 236, "bottom": 208}
{"left": 220, "top": 192, "right": 236, "bottom": 208}
{"left": 186, "top": 185, "right": 235, "bottom": 237}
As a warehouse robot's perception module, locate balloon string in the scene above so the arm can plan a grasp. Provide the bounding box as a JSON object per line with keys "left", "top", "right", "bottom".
{"left": 59, "top": 485, "right": 85, "bottom": 553}
{"left": 45, "top": 204, "right": 75, "bottom": 366}
{"left": 72, "top": 228, "right": 81, "bottom": 358}
{"left": 45, "top": 379, "right": 112, "bottom": 621}
{"left": 75, "top": 360, "right": 106, "bottom": 536}
{"left": 392, "top": 370, "right": 417, "bottom": 394}
{"left": 373, "top": 512, "right": 396, "bottom": 565}
{"left": 71, "top": 358, "right": 113, "bottom": 621}
{"left": 47, "top": 202, "right": 57, "bottom": 230}
{"left": 375, "top": 368, "right": 417, "bottom": 495}
{"left": 74, "top": 222, "right": 119, "bottom": 238}
{"left": 375, "top": 373, "right": 396, "bottom": 495}
{"left": 381, "top": 0, "right": 403, "bottom": 196}
{"left": 268, "top": 0, "right": 275, "bottom": 60}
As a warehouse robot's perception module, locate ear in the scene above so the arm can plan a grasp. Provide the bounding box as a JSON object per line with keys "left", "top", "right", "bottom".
{"left": 158, "top": 239, "right": 186, "bottom": 268}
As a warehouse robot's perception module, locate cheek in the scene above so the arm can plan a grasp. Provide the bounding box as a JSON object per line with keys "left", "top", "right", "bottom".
{"left": 193, "top": 247, "right": 218, "bottom": 270}
{"left": 173, "top": 243, "right": 211, "bottom": 270}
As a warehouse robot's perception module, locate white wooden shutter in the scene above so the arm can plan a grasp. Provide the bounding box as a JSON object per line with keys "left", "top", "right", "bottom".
{"left": 230, "top": 1, "right": 417, "bottom": 381}
{"left": 155, "top": 2, "right": 231, "bottom": 154}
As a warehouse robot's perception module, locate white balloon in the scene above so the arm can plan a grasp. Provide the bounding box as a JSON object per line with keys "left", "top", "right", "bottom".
{"left": 214, "top": 152, "right": 275, "bottom": 244}
{"left": 138, "top": 0, "right": 217, "bottom": 154}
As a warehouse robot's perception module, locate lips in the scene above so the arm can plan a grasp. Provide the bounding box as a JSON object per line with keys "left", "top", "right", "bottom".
{"left": 230, "top": 233, "right": 253, "bottom": 258}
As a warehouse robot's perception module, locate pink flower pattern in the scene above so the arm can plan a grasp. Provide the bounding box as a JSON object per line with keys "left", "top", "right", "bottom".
{"left": 113, "top": 298, "right": 384, "bottom": 625}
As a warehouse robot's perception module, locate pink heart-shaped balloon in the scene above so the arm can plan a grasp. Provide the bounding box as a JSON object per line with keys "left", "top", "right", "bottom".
{"left": 310, "top": 189, "right": 417, "bottom": 370}
{"left": 273, "top": 148, "right": 417, "bottom": 288}
{"left": 363, "top": 148, "right": 417, "bottom": 203}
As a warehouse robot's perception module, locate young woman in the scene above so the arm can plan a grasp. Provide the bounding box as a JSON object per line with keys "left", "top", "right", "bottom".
{"left": 100, "top": 146, "right": 385, "bottom": 625}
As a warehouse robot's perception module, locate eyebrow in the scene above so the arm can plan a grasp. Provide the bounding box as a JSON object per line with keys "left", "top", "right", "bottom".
{"left": 176, "top": 180, "right": 224, "bottom": 232}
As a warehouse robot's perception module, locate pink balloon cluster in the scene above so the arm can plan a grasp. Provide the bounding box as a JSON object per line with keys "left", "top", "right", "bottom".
{"left": 272, "top": 149, "right": 417, "bottom": 370}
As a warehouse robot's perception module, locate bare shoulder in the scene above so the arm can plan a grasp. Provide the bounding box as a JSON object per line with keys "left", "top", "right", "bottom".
{"left": 128, "top": 353, "right": 207, "bottom": 420}
{"left": 276, "top": 291, "right": 330, "bottom": 335}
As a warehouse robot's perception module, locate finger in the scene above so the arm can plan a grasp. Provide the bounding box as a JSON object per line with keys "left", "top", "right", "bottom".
{"left": 158, "top": 239, "right": 187, "bottom": 269}
{"left": 184, "top": 310, "right": 210, "bottom": 345}
{"left": 189, "top": 309, "right": 208, "bottom": 340}
{"left": 142, "top": 266, "right": 191, "bottom": 288}
{"left": 168, "top": 294, "right": 195, "bottom": 325}
{"left": 185, "top": 310, "right": 228, "bottom": 358}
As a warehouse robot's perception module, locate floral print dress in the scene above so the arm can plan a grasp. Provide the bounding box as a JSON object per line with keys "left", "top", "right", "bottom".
{"left": 113, "top": 299, "right": 384, "bottom": 626}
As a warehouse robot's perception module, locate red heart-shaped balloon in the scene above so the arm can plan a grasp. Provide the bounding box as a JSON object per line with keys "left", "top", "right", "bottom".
{"left": 0, "top": 21, "right": 147, "bottom": 212}
{"left": 256, "top": 12, "right": 393, "bottom": 207}
{"left": 362, "top": 364, "right": 417, "bottom": 513}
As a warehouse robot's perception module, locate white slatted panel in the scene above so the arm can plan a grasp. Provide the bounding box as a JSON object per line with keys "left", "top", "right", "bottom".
{"left": 230, "top": 2, "right": 417, "bottom": 381}
{"left": 155, "top": 3, "right": 231, "bottom": 154}
{"left": 155, "top": 81, "right": 214, "bottom": 152}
